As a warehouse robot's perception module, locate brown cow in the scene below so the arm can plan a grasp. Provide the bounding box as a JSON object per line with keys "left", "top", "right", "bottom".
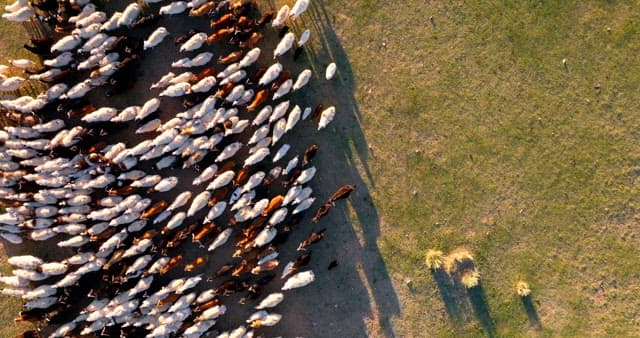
{"left": 302, "top": 144, "right": 319, "bottom": 166}
{"left": 329, "top": 184, "right": 355, "bottom": 203}
{"left": 262, "top": 195, "right": 283, "bottom": 216}
{"left": 210, "top": 13, "right": 234, "bottom": 29}
{"left": 189, "top": 1, "right": 215, "bottom": 16}
{"left": 312, "top": 202, "right": 333, "bottom": 224}
{"left": 184, "top": 256, "right": 207, "bottom": 272}
{"left": 239, "top": 31, "right": 262, "bottom": 49}
{"left": 194, "top": 298, "right": 221, "bottom": 313}
{"left": 218, "top": 50, "right": 243, "bottom": 64}
{"left": 190, "top": 67, "right": 215, "bottom": 83}
{"left": 298, "top": 229, "right": 326, "bottom": 251}
{"left": 192, "top": 222, "right": 218, "bottom": 244}
{"left": 140, "top": 200, "right": 168, "bottom": 219}
{"left": 247, "top": 88, "right": 269, "bottom": 111}
{"left": 160, "top": 255, "right": 183, "bottom": 275}
{"left": 206, "top": 28, "right": 234, "bottom": 45}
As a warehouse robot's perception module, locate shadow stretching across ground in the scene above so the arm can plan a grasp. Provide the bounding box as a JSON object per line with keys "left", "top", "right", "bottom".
{"left": 521, "top": 295, "right": 542, "bottom": 330}
{"left": 262, "top": 0, "right": 400, "bottom": 337}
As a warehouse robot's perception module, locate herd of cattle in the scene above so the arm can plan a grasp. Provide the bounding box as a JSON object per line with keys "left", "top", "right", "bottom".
{"left": 0, "top": 0, "right": 355, "bottom": 336}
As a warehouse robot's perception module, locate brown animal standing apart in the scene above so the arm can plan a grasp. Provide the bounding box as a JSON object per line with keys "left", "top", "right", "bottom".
{"left": 329, "top": 185, "right": 355, "bottom": 203}
{"left": 185, "top": 256, "right": 207, "bottom": 272}
{"left": 140, "top": 200, "right": 168, "bottom": 219}
{"left": 15, "top": 309, "right": 47, "bottom": 323}
{"left": 247, "top": 88, "right": 269, "bottom": 110}
{"left": 303, "top": 144, "right": 319, "bottom": 166}
{"left": 312, "top": 202, "right": 333, "bottom": 224}
{"left": 298, "top": 229, "right": 326, "bottom": 250}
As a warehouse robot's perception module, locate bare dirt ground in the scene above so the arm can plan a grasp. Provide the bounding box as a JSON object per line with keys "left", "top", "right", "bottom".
{"left": 1, "top": 0, "right": 399, "bottom": 337}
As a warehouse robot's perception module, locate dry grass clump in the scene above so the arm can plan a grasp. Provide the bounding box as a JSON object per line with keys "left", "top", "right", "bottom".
{"left": 516, "top": 281, "right": 531, "bottom": 297}
{"left": 424, "top": 249, "right": 444, "bottom": 270}
{"left": 443, "top": 249, "right": 474, "bottom": 274}
{"left": 460, "top": 269, "right": 480, "bottom": 289}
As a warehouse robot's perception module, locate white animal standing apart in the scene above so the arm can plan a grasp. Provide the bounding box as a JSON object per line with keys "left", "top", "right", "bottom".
{"left": 289, "top": 0, "right": 310, "bottom": 20}
{"left": 255, "top": 293, "right": 284, "bottom": 310}
{"left": 272, "top": 5, "right": 289, "bottom": 27}
{"left": 298, "top": 29, "right": 311, "bottom": 46}
{"left": 318, "top": 106, "right": 336, "bottom": 130}
{"left": 325, "top": 62, "right": 337, "bottom": 80}
{"left": 9, "top": 58, "right": 34, "bottom": 69}
{"left": 282, "top": 270, "right": 315, "bottom": 290}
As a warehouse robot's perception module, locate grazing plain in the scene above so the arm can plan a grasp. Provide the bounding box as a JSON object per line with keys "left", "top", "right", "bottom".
{"left": 2, "top": 0, "right": 640, "bottom": 337}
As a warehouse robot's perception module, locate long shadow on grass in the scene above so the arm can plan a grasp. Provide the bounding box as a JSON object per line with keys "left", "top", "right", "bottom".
{"left": 468, "top": 284, "right": 497, "bottom": 337}
{"left": 431, "top": 269, "right": 471, "bottom": 322}
{"left": 521, "top": 295, "right": 542, "bottom": 329}
{"left": 261, "top": 1, "right": 400, "bottom": 337}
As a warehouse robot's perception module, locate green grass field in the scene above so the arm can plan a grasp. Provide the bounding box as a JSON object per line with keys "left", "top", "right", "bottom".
{"left": 2, "top": 0, "right": 640, "bottom": 337}
{"left": 318, "top": 0, "right": 640, "bottom": 336}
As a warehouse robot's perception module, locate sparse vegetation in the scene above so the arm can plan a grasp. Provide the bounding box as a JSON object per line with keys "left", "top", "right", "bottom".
{"left": 442, "top": 249, "right": 474, "bottom": 275}
{"left": 516, "top": 281, "right": 531, "bottom": 297}
{"left": 460, "top": 269, "right": 480, "bottom": 289}
{"left": 424, "top": 249, "right": 444, "bottom": 270}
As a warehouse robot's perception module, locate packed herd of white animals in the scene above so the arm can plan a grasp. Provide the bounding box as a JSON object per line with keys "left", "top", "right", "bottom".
{"left": 0, "top": 0, "right": 354, "bottom": 336}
